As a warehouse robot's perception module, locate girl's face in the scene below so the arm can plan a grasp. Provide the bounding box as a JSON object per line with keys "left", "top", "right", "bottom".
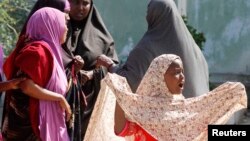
{"left": 164, "top": 59, "right": 185, "bottom": 94}
{"left": 60, "top": 13, "right": 70, "bottom": 44}
{"left": 69, "top": 0, "right": 91, "bottom": 21}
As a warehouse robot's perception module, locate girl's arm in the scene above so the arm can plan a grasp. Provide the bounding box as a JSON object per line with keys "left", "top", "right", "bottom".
{"left": 19, "top": 78, "right": 71, "bottom": 120}
{"left": 114, "top": 102, "right": 127, "bottom": 134}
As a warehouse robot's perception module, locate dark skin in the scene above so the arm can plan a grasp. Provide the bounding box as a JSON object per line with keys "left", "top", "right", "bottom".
{"left": 73, "top": 55, "right": 93, "bottom": 84}
{"left": 69, "top": 0, "right": 91, "bottom": 21}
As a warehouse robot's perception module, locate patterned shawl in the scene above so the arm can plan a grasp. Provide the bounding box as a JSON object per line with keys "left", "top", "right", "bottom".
{"left": 86, "top": 54, "right": 247, "bottom": 141}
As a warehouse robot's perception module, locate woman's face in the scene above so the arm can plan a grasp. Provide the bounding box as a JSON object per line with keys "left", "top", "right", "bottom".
{"left": 69, "top": 0, "right": 91, "bottom": 21}
{"left": 60, "top": 13, "right": 70, "bottom": 44}
{"left": 164, "top": 59, "right": 185, "bottom": 94}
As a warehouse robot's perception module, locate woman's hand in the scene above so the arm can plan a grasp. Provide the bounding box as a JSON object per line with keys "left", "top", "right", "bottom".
{"left": 79, "top": 70, "right": 94, "bottom": 84}
{"left": 0, "top": 77, "right": 26, "bottom": 91}
{"left": 96, "top": 54, "right": 114, "bottom": 69}
{"left": 11, "top": 77, "right": 27, "bottom": 89}
{"left": 73, "top": 55, "right": 84, "bottom": 73}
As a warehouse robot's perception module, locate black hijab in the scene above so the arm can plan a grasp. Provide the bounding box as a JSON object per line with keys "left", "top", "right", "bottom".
{"left": 62, "top": 3, "right": 118, "bottom": 69}
{"left": 62, "top": 2, "right": 119, "bottom": 139}
{"left": 117, "top": 0, "right": 209, "bottom": 98}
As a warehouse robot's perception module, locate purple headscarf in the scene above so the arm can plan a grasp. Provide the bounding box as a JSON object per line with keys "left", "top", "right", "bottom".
{"left": 26, "top": 7, "right": 69, "bottom": 141}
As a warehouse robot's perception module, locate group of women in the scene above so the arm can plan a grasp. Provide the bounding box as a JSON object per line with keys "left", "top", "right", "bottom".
{"left": 1, "top": 0, "right": 117, "bottom": 140}
{"left": 0, "top": 0, "right": 247, "bottom": 141}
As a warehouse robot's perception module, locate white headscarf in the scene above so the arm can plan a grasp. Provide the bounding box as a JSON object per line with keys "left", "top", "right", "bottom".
{"left": 102, "top": 54, "right": 247, "bottom": 141}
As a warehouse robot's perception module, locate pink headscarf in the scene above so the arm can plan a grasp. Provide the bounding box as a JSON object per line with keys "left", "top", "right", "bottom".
{"left": 64, "top": 0, "right": 70, "bottom": 12}
{"left": 26, "top": 7, "right": 65, "bottom": 69}
{"left": 26, "top": 7, "right": 69, "bottom": 141}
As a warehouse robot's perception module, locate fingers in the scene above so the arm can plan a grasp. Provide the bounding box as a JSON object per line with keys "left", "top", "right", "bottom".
{"left": 96, "top": 54, "right": 114, "bottom": 68}
{"left": 73, "top": 55, "right": 84, "bottom": 67}
{"left": 59, "top": 98, "right": 72, "bottom": 122}
{"left": 66, "top": 109, "right": 72, "bottom": 122}
{"left": 64, "top": 102, "right": 72, "bottom": 122}
{"left": 80, "top": 75, "right": 88, "bottom": 85}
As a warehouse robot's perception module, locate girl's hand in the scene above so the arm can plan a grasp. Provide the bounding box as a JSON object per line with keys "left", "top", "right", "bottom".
{"left": 59, "top": 96, "right": 72, "bottom": 121}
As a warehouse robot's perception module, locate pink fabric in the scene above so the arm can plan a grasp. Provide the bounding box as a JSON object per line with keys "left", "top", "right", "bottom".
{"left": 0, "top": 45, "right": 4, "bottom": 75}
{"left": 26, "top": 7, "right": 65, "bottom": 69}
{"left": 26, "top": 7, "right": 69, "bottom": 141}
{"left": 64, "top": 0, "right": 70, "bottom": 12}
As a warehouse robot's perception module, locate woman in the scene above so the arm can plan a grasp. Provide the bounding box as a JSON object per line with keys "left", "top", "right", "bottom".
{"left": 62, "top": 0, "right": 119, "bottom": 140}
{"left": 2, "top": 7, "right": 71, "bottom": 141}
{"left": 101, "top": 54, "right": 247, "bottom": 140}
{"left": 97, "top": 0, "right": 209, "bottom": 98}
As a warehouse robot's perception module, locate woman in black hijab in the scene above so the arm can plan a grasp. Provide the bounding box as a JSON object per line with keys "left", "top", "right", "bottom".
{"left": 62, "top": 0, "right": 119, "bottom": 140}
{"left": 97, "top": 0, "right": 209, "bottom": 98}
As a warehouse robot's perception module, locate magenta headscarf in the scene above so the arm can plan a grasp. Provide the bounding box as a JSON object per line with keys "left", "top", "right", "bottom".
{"left": 0, "top": 44, "right": 4, "bottom": 75}
{"left": 26, "top": 7, "right": 69, "bottom": 141}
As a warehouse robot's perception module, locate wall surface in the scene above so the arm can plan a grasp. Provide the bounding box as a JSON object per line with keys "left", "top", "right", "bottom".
{"left": 95, "top": 0, "right": 250, "bottom": 75}
{"left": 95, "top": 0, "right": 148, "bottom": 62}
{"left": 187, "top": 0, "right": 250, "bottom": 74}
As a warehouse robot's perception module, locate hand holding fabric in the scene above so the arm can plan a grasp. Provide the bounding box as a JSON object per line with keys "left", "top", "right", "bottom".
{"left": 73, "top": 55, "right": 84, "bottom": 74}
{"left": 79, "top": 70, "right": 94, "bottom": 84}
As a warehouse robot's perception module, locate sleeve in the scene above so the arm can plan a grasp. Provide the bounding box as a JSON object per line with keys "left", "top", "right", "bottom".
{"left": 116, "top": 120, "right": 134, "bottom": 137}
{"left": 117, "top": 120, "right": 157, "bottom": 140}
{"left": 105, "top": 43, "right": 119, "bottom": 64}
{"left": 15, "top": 44, "right": 53, "bottom": 87}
